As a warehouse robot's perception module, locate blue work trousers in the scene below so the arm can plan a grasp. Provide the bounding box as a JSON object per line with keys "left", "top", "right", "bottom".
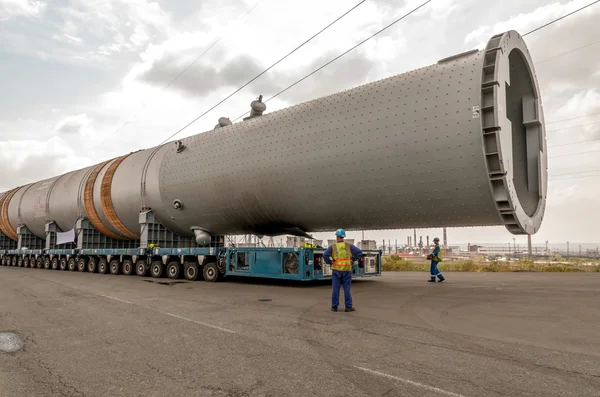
{"left": 332, "top": 270, "right": 352, "bottom": 309}
{"left": 430, "top": 261, "right": 444, "bottom": 280}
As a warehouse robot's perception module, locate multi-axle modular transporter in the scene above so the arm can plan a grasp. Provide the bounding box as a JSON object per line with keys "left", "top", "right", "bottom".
{"left": 0, "top": 30, "right": 547, "bottom": 282}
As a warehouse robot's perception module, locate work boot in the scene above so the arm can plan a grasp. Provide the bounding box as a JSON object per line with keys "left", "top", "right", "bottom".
{"left": 438, "top": 278, "right": 445, "bottom": 282}
{"left": 331, "top": 307, "right": 338, "bottom": 312}
{"left": 345, "top": 307, "right": 355, "bottom": 312}
{"left": 428, "top": 279, "right": 436, "bottom": 282}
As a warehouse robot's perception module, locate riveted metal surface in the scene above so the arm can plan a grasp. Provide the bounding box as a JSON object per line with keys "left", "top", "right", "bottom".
{"left": 156, "top": 48, "right": 493, "bottom": 235}
{"left": 100, "top": 154, "right": 139, "bottom": 239}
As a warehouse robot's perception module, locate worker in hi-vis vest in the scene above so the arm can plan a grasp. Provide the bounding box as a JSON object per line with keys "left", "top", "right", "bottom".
{"left": 427, "top": 237, "right": 445, "bottom": 282}
{"left": 323, "top": 229, "right": 362, "bottom": 312}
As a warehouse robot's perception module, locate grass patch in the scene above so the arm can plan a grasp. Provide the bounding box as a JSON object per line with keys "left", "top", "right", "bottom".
{"left": 382, "top": 256, "right": 599, "bottom": 273}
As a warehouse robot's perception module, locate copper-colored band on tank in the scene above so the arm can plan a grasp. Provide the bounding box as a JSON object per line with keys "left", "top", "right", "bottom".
{"left": 100, "top": 154, "right": 139, "bottom": 240}
{"left": 0, "top": 187, "right": 20, "bottom": 241}
{"left": 83, "top": 160, "right": 126, "bottom": 240}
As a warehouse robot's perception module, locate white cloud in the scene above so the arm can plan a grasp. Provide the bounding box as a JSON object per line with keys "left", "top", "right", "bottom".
{"left": 0, "top": 0, "right": 45, "bottom": 21}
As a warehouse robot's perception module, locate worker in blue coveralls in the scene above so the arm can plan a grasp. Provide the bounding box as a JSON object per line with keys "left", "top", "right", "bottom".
{"left": 323, "top": 229, "right": 362, "bottom": 312}
{"left": 427, "top": 237, "right": 445, "bottom": 282}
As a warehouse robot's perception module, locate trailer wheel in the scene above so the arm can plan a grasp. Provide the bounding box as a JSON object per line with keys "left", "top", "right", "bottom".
{"left": 150, "top": 261, "right": 163, "bottom": 278}
{"left": 203, "top": 262, "right": 219, "bottom": 283}
{"left": 59, "top": 258, "right": 67, "bottom": 271}
{"left": 86, "top": 258, "right": 96, "bottom": 273}
{"left": 44, "top": 257, "right": 51, "bottom": 269}
{"left": 36, "top": 257, "right": 43, "bottom": 268}
{"left": 12, "top": 256, "right": 17, "bottom": 267}
{"left": 167, "top": 261, "right": 181, "bottom": 279}
{"left": 122, "top": 259, "right": 133, "bottom": 276}
{"left": 70, "top": 258, "right": 79, "bottom": 271}
{"left": 109, "top": 260, "right": 120, "bottom": 275}
{"left": 136, "top": 260, "right": 148, "bottom": 277}
{"left": 51, "top": 257, "right": 59, "bottom": 270}
{"left": 24, "top": 257, "right": 30, "bottom": 268}
{"left": 78, "top": 257, "right": 87, "bottom": 272}
{"left": 184, "top": 262, "right": 199, "bottom": 281}
{"left": 98, "top": 258, "right": 108, "bottom": 274}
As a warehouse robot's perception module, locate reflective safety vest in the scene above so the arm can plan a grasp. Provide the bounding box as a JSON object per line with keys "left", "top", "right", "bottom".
{"left": 331, "top": 242, "right": 353, "bottom": 271}
{"left": 431, "top": 245, "right": 443, "bottom": 262}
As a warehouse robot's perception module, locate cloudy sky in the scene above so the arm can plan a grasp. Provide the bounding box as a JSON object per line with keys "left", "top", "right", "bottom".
{"left": 1, "top": 0, "right": 599, "bottom": 248}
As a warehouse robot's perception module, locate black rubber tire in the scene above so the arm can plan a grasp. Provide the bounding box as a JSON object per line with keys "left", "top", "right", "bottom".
{"left": 166, "top": 261, "right": 181, "bottom": 279}
{"left": 59, "top": 258, "right": 68, "bottom": 271}
{"left": 78, "top": 257, "right": 87, "bottom": 272}
{"left": 122, "top": 259, "right": 133, "bottom": 276}
{"left": 51, "top": 257, "right": 59, "bottom": 270}
{"left": 184, "top": 262, "right": 199, "bottom": 281}
{"left": 136, "top": 260, "right": 148, "bottom": 277}
{"left": 203, "top": 262, "right": 219, "bottom": 283}
{"left": 150, "top": 261, "right": 163, "bottom": 278}
{"left": 71, "top": 258, "right": 80, "bottom": 271}
{"left": 36, "top": 257, "right": 43, "bottom": 269}
{"left": 109, "top": 260, "right": 120, "bottom": 275}
{"left": 98, "top": 258, "right": 108, "bottom": 274}
{"left": 24, "top": 257, "right": 30, "bottom": 268}
{"left": 87, "top": 257, "right": 96, "bottom": 273}
{"left": 44, "top": 257, "right": 51, "bottom": 269}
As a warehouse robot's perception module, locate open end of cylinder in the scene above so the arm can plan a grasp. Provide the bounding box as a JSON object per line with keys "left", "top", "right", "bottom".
{"left": 481, "top": 30, "right": 547, "bottom": 235}
{"left": 506, "top": 49, "right": 542, "bottom": 218}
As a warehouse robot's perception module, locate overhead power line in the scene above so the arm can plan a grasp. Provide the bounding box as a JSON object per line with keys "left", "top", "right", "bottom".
{"left": 549, "top": 148, "right": 600, "bottom": 158}
{"left": 233, "top": 0, "right": 432, "bottom": 122}
{"left": 110, "top": 0, "right": 266, "bottom": 137}
{"left": 159, "top": 0, "right": 368, "bottom": 145}
{"left": 551, "top": 169, "right": 600, "bottom": 177}
{"left": 548, "top": 137, "right": 600, "bottom": 148}
{"left": 550, "top": 174, "right": 600, "bottom": 181}
{"left": 523, "top": 0, "right": 600, "bottom": 36}
{"left": 547, "top": 111, "right": 600, "bottom": 125}
{"left": 536, "top": 38, "right": 600, "bottom": 64}
{"left": 547, "top": 120, "right": 600, "bottom": 133}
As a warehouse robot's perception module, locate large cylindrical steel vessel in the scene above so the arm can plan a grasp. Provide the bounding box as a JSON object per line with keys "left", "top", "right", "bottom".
{"left": 0, "top": 30, "right": 547, "bottom": 243}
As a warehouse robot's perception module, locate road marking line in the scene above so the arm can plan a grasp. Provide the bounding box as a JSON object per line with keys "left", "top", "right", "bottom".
{"left": 101, "top": 295, "right": 133, "bottom": 304}
{"left": 355, "top": 366, "right": 468, "bottom": 397}
{"left": 164, "top": 312, "right": 237, "bottom": 334}
{"left": 100, "top": 295, "right": 236, "bottom": 334}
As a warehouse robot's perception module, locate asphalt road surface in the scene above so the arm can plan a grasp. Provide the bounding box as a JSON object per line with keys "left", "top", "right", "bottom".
{"left": 0, "top": 268, "right": 599, "bottom": 397}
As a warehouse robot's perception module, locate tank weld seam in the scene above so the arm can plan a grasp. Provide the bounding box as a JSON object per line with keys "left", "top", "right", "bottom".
{"left": 0, "top": 186, "right": 21, "bottom": 241}
{"left": 140, "top": 145, "right": 164, "bottom": 210}
{"left": 83, "top": 160, "right": 125, "bottom": 241}
{"left": 100, "top": 154, "right": 140, "bottom": 239}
